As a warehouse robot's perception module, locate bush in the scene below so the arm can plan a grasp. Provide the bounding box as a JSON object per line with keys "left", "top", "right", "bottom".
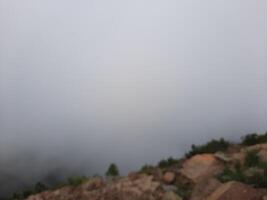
{"left": 105, "top": 163, "right": 119, "bottom": 177}
{"left": 186, "top": 138, "right": 230, "bottom": 158}
{"left": 241, "top": 133, "right": 267, "bottom": 146}
{"left": 217, "top": 164, "right": 246, "bottom": 183}
{"left": 67, "top": 176, "right": 88, "bottom": 186}
{"left": 217, "top": 156, "right": 267, "bottom": 188}
{"left": 158, "top": 157, "right": 180, "bottom": 168}
{"left": 174, "top": 182, "right": 192, "bottom": 200}
{"left": 246, "top": 172, "right": 267, "bottom": 188}
{"left": 139, "top": 164, "right": 154, "bottom": 174}
{"left": 244, "top": 150, "right": 261, "bottom": 168}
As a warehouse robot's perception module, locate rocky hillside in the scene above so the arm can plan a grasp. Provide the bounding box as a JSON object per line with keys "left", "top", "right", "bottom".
{"left": 20, "top": 134, "right": 267, "bottom": 200}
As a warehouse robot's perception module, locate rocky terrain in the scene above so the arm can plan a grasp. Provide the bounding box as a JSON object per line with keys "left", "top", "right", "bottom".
{"left": 16, "top": 134, "right": 267, "bottom": 200}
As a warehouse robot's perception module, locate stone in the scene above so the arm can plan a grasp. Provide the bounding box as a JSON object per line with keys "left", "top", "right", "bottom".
{"left": 163, "top": 191, "right": 183, "bottom": 200}
{"left": 214, "top": 152, "right": 232, "bottom": 162}
{"left": 179, "top": 154, "right": 223, "bottom": 183}
{"left": 26, "top": 175, "right": 162, "bottom": 200}
{"left": 162, "top": 184, "right": 178, "bottom": 192}
{"left": 244, "top": 167, "right": 264, "bottom": 177}
{"left": 190, "top": 178, "right": 222, "bottom": 200}
{"left": 163, "top": 172, "right": 176, "bottom": 184}
{"left": 206, "top": 181, "right": 267, "bottom": 200}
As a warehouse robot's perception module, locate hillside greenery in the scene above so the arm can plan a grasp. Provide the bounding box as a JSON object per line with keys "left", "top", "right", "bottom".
{"left": 241, "top": 132, "right": 267, "bottom": 146}
{"left": 185, "top": 138, "right": 231, "bottom": 158}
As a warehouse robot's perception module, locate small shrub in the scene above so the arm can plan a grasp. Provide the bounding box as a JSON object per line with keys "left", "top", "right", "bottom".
{"left": 174, "top": 182, "right": 192, "bottom": 200}
{"left": 186, "top": 138, "right": 230, "bottom": 158}
{"left": 244, "top": 150, "right": 261, "bottom": 168}
{"left": 241, "top": 133, "right": 267, "bottom": 146}
{"left": 217, "top": 159, "right": 267, "bottom": 188}
{"left": 139, "top": 164, "right": 154, "bottom": 174}
{"left": 105, "top": 163, "right": 119, "bottom": 177}
{"left": 67, "top": 176, "right": 88, "bottom": 186}
{"left": 157, "top": 157, "right": 180, "bottom": 168}
{"left": 217, "top": 164, "right": 246, "bottom": 183}
{"left": 246, "top": 172, "right": 267, "bottom": 188}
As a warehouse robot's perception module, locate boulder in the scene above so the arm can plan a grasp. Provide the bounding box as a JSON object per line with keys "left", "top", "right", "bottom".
{"left": 179, "top": 154, "right": 223, "bottom": 184}
{"left": 244, "top": 167, "right": 264, "bottom": 177}
{"left": 206, "top": 181, "right": 267, "bottom": 200}
{"left": 214, "top": 152, "right": 232, "bottom": 163}
{"left": 163, "top": 191, "right": 183, "bottom": 200}
{"left": 231, "top": 143, "right": 267, "bottom": 165}
{"left": 162, "top": 184, "right": 178, "bottom": 192}
{"left": 190, "top": 178, "right": 222, "bottom": 200}
{"left": 258, "top": 148, "right": 267, "bottom": 163}
{"left": 163, "top": 172, "right": 176, "bottom": 184}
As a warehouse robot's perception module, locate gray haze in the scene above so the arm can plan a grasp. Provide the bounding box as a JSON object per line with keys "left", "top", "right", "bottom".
{"left": 0, "top": 0, "right": 267, "bottom": 197}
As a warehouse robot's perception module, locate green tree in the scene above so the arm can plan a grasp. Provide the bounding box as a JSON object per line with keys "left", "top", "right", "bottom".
{"left": 106, "top": 163, "right": 119, "bottom": 177}
{"left": 185, "top": 138, "right": 230, "bottom": 158}
{"left": 241, "top": 133, "right": 267, "bottom": 146}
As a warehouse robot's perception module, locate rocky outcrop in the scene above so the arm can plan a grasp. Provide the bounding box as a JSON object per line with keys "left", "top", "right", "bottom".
{"left": 178, "top": 154, "right": 223, "bottom": 184}
{"left": 190, "top": 178, "right": 222, "bottom": 200}
{"left": 232, "top": 143, "right": 267, "bottom": 164}
{"left": 162, "top": 172, "right": 176, "bottom": 184}
{"left": 25, "top": 142, "right": 267, "bottom": 200}
{"left": 162, "top": 191, "right": 182, "bottom": 200}
{"left": 27, "top": 175, "right": 164, "bottom": 200}
{"left": 206, "top": 181, "right": 267, "bottom": 200}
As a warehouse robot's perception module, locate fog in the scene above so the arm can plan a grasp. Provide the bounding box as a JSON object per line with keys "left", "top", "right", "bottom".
{"left": 0, "top": 0, "right": 267, "bottom": 198}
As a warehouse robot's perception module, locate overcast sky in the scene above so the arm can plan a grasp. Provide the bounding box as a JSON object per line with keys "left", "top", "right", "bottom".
{"left": 0, "top": 0, "right": 267, "bottom": 196}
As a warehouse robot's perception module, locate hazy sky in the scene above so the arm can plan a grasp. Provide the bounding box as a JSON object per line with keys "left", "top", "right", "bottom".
{"left": 0, "top": 0, "right": 267, "bottom": 196}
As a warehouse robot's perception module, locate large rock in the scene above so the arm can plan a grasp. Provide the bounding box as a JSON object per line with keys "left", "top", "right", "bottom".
{"left": 214, "top": 152, "right": 232, "bottom": 163}
{"left": 179, "top": 154, "right": 223, "bottom": 184}
{"left": 163, "top": 191, "right": 183, "bottom": 200}
{"left": 190, "top": 178, "right": 222, "bottom": 200}
{"left": 206, "top": 181, "right": 267, "bottom": 200}
{"left": 231, "top": 143, "right": 267, "bottom": 164}
{"left": 163, "top": 172, "right": 176, "bottom": 184}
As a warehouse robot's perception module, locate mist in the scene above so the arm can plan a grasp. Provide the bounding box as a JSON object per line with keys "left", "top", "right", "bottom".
{"left": 0, "top": 0, "right": 267, "bottom": 198}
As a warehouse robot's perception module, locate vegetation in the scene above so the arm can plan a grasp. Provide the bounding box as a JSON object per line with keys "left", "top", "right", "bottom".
{"left": 244, "top": 150, "right": 261, "bottom": 168}
{"left": 245, "top": 172, "right": 267, "bottom": 188}
{"left": 174, "top": 182, "right": 192, "bottom": 200}
{"left": 106, "top": 163, "right": 120, "bottom": 177}
{"left": 217, "top": 166, "right": 267, "bottom": 188}
{"left": 157, "top": 157, "right": 180, "bottom": 168}
{"left": 217, "top": 152, "right": 267, "bottom": 188}
{"left": 67, "top": 176, "right": 89, "bottom": 186}
{"left": 139, "top": 164, "right": 154, "bottom": 174}
{"left": 10, "top": 176, "right": 88, "bottom": 199}
{"left": 185, "top": 138, "right": 230, "bottom": 158}
{"left": 217, "top": 164, "right": 246, "bottom": 183}
{"left": 8, "top": 132, "right": 267, "bottom": 199}
{"left": 11, "top": 189, "right": 37, "bottom": 200}
{"left": 241, "top": 132, "right": 267, "bottom": 146}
